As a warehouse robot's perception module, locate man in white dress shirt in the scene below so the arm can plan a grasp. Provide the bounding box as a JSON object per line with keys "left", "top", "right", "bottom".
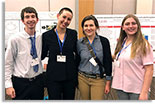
{"left": 5, "top": 7, "right": 44, "bottom": 100}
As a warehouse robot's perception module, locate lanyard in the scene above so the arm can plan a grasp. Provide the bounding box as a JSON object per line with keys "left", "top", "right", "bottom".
{"left": 116, "top": 40, "right": 132, "bottom": 60}
{"left": 56, "top": 29, "right": 66, "bottom": 54}
{"left": 87, "top": 38, "right": 97, "bottom": 56}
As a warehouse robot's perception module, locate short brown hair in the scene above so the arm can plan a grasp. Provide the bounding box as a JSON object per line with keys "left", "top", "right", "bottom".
{"left": 21, "top": 7, "right": 38, "bottom": 21}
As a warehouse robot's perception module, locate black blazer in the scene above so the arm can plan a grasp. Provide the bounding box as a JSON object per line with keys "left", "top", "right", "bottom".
{"left": 41, "top": 26, "right": 78, "bottom": 82}
{"left": 99, "top": 36, "right": 112, "bottom": 77}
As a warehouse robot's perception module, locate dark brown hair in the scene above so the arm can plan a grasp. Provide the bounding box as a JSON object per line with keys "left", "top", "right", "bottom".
{"left": 21, "top": 7, "right": 38, "bottom": 21}
{"left": 58, "top": 7, "right": 73, "bottom": 15}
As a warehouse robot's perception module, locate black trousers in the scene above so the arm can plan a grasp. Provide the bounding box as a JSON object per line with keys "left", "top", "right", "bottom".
{"left": 12, "top": 74, "right": 44, "bottom": 100}
{"left": 47, "top": 79, "right": 77, "bottom": 100}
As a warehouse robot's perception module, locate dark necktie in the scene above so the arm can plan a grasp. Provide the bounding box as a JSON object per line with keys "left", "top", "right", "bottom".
{"left": 30, "top": 37, "right": 39, "bottom": 72}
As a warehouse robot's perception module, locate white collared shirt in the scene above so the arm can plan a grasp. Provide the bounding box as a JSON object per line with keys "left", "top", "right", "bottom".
{"left": 5, "top": 30, "right": 43, "bottom": 88}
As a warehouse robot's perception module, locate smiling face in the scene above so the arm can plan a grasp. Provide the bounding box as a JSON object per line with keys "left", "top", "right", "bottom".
{"left": 122, "top": 17, "right": 138, "bottom": 36}
{"left": 57, "top": 10, "right": 73, "bottom": 29}
{"left": 22, "top": 12, "right": 38, "bottom": 31}
{"left": 83, "top": 20, "right": 97, "bottom": 37}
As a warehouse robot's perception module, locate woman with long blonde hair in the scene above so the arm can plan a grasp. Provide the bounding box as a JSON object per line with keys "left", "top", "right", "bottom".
{"left": 112, "top": 14, "right": 154, "bottom": 100}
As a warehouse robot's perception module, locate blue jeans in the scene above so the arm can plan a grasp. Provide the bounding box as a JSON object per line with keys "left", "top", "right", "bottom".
{"left": 116, "top": 89, "right": 140, "bottom": 100}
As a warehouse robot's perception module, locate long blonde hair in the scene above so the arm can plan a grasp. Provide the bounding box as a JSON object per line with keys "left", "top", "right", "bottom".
{"left": 114, "top": 14, "right": 151, "bottom": 59}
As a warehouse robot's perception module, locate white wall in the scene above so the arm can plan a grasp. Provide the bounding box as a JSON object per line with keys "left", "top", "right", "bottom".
{"left": 5, "top": 0, "right": 49, "bottom": 11}
{"left": 136, "top": 0, "right": 153, "bottom": 14}
{"left": 94, "top": 0, "right": 155, "bottom": 14}
{"left": 152, "top": 0, "right": 155, "bottom": 14}
{"left": 94, "top": 0, "right": 136, "bottom": 14}
{"left": 94, "top": 0, "right": 113, "bottom": 14}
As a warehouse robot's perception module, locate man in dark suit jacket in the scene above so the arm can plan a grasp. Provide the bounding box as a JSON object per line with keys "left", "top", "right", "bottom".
{"left": 41, "top": 7, "right": 78, "bottom": 100}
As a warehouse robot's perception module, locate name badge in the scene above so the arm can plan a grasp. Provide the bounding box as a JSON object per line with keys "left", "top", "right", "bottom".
{"left": 31, "top": 58, "right": 39, "bottom": 66}
{"left": 89, "top": 57, "right": 97, "bottom": 66}
{"left": 57, "top": 55, "right": 66, "bottom": 62}
{"left": 114, "top": 60, "right": 120, "bottom": 68}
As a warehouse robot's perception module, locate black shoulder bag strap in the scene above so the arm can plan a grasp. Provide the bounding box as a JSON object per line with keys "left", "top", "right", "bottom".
{"left": 83, "top": 37, "right": 105, "bottom": 78}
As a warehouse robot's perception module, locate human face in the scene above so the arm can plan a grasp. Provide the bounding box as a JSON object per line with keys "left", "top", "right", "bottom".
{"left": 22, "top": 12, "right": 38, "bottom": 31}
{"left": 57, "top": 10, "right": 73, "bottom": 29}
{"left": 83, "top": 20, "right": 97, "bottom": 37}
{"left": 122, "top": 17, "right": 138, "bottom": 36}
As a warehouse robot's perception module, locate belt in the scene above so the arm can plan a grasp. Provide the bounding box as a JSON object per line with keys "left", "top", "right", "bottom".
{"left": 79, "top": 71, "right": 101, "bottom": 79}
{"left": 12, "top": 73, "right": 43, "bottom": 82}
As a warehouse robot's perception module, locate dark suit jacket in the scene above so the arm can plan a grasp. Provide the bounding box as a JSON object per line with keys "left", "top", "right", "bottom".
{"left": 41, "top": 26, "right": 78, "bottom": 82}
{"left": 99, "top": 36, "right": 112, "bottom": 77}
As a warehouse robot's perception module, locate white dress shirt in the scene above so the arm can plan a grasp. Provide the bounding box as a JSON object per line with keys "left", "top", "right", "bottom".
{"left": 5, "top": 30, "right": 43, "bottom": 88}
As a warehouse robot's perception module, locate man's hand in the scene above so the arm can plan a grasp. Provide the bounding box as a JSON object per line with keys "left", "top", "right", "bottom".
{"left": 6, "top": 87, "right": 16, "bottom": 98}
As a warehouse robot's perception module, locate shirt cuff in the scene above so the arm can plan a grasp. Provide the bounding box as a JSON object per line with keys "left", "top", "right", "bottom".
{"left": 5, "top": 80, "right": 13, "bottom": 88}
{"left": 105, "top": 76, "right": 112, "bottom": 81}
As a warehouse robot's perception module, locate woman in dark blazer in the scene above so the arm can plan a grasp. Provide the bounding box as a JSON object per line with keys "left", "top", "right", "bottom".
{"left": 41, "top": 7, "right": 78, "bottom": 100}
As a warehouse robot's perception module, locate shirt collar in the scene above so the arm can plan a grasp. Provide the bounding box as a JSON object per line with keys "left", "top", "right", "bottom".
{"left": 22, "top": 30, "right": 36, "bottom": 39}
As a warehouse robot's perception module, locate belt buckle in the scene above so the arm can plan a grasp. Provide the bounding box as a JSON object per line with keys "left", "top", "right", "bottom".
{"left": 86, "top": 74, "right": 96, "bottom": 79}
{"left": 79, "top": 72, "right": 97, "bottom": 79}
{"left": 29, "top": 77, "right": 36, "bottom": 81}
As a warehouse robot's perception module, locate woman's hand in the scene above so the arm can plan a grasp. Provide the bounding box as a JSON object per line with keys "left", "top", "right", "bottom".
{"left": 104, "top": 80, "right": 111, "bottom": 94}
